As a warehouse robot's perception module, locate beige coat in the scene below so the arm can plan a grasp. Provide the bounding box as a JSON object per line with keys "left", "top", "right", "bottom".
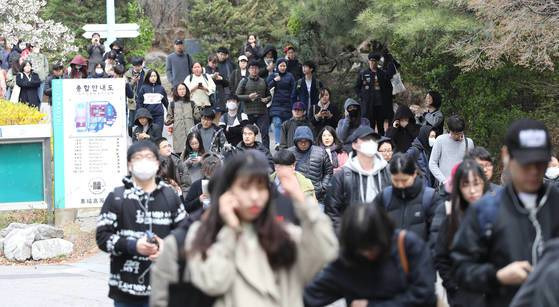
{"left": 149, "top": 197, "right": 338, "bottom": 307}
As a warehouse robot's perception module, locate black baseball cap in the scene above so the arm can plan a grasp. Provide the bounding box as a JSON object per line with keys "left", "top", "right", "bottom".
{"left": 347, "top": 126, "right": 380, "bottom": 144}
{"left": 174, "top": 39, "right": 184, "bottom": 45}
{"left": 505, "top": 119, "right": 551, "bottom": 164}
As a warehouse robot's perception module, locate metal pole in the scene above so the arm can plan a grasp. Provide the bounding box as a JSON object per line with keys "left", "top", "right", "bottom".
{"left": 105, "top": 0, "right": 116, "bottom": 51}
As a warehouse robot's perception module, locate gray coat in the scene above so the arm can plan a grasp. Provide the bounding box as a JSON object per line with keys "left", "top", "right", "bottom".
{"left": 166, "top": 99, "right": 195, "bottom": 154}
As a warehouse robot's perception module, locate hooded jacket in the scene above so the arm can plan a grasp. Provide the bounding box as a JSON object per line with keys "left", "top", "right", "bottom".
{"left": 373, "top": 177, "right": 441, "bottom": 242}
{"left": 267, "top": 58, "right": 296, "bottom": 119}
{"left": 304, "top": 230, "right": 436, "bottom": 307}
{"left": 336, "top": 98, "right": 370, "bottom": 150}
{"left": 288, "top": 126, "right": 333, "bottom": 202}
{"left": 406, "top": 125, "right": 435, "bottom": 187}
{"left": 510, "top": 238, "right": 559, "bottom": 307}
{"left": 66, "top": 55, "right": 88, "bottom": 79}
{"left": 325, "top": 153, "right": 391, "bottom": 230}
{"left": 132, "top": 108, "right": 162, "bottom": 142}
{"left": 385, "top": 105, "right": 420, "bottom": 153}
{"left": 95, "top": 176, "right": 186, "bottom": 304}
{"left": 451, "top": 183, "right": 559, "bottom": 307}
{"left": 259, "top": 45, "right": 278, "bottom": 79}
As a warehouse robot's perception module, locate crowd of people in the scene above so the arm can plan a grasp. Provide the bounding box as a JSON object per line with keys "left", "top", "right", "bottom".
{"left": 2, "top": 33, "right": 559, "bottom": 307}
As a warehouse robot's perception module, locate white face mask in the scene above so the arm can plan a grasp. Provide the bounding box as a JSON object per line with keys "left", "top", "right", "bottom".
{"left": 130, "top": 159, "right": 159, "bottom": 181}
{"left": 95, "top": 68, "right": 104, "bottom": 75}
{"left": 358, "top": 140, "right": 378, "bottom": 157}
{"left": 546, "top": 167, "right": 559, "bottom": 179}
{"left": 226, "top": 101, "right": 238, "bottom": 111}
{"left": 428, "top": 137, "right": 436, "bottom": 147}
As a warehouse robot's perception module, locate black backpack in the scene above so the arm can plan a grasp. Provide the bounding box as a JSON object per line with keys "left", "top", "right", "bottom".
{"left": 167, "top": 211, "right": 216, "bottom": 307}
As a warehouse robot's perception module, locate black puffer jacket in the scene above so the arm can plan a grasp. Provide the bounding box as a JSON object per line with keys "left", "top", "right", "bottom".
{"left": 288, "top": 126, "right": 332, "bottom": 202}
{"left": 132, "top": 108, "right": 162, "bottom": 142}
{"left": 373, "top": 177, "right": 441, "bottom": 243}
{"left": 325, "top": 154, "right": 391, "bottom": 230}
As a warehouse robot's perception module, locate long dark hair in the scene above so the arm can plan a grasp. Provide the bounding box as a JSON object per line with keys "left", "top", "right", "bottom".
{"left": 447, "top": 159, "right": 489, "bottom": 247}
{"left": 144, "top": 69, "right": 161, "bottom": 85}
{"left": 317, "top": 126, "right": 342, "bottom": 150}
{"left": 181, "top": 131, "right": 206, "bottom": 160}
{"left": 340, "top": 204, "right": 395, "bottom": 266}
{"left": 158, "top": 157, "right": 178, "bottom": 184}
{"left": 172, "top": 82, "right": 191, "bottom": 102}
{"left": 188, "top": 152, "right": 296, "bottom": 269}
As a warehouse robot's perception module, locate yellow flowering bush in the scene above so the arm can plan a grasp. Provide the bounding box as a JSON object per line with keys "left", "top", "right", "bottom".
{"left": 0, "top": 99, "right": 45, "bottom": 125}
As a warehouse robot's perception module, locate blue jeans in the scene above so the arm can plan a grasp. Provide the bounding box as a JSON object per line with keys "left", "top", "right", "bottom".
{"left": 271, "top": 116, "right": 283, "bottom": 146}
{"left": 114, "top": 301, "right": 148, "bottom": 307}
{"left": 37, "top": 81, "right": 45, "bottom": 103}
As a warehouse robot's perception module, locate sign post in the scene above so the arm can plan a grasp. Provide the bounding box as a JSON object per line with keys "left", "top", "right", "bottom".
{"left": 52, "top": 79, "right": 128, "bottom": 209}
{"left": 81, "top": 0, "right": 139, "bottom": 48}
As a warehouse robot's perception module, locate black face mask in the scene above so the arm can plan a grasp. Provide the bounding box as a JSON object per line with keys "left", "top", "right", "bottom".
{"left": 348, "top": 109, "right": 360, "bottom": 118}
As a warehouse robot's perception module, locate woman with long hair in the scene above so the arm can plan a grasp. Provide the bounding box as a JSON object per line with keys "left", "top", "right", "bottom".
{"left": 304, "top": 204, "right": 436, "bottom": 306}
{"left": 434, "top": 159, "right": 489, "bottom": 306}
{"left": 166, "top": 83, "right": 196, "bottom": 155}
{"left": 317, "top": 126, "right": 348, "bottom": 173}
{"left": 180, "top": 131, "right": 206, "bottom": 195}
{"left": 15, "top": 60, "right": 42, "bottom": 108}
{"left": 185, "top": 151, "right": 338, "bottom": 306}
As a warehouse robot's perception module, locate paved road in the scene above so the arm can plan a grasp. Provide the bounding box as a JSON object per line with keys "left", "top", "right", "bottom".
{"left": 0, "top": 252, "right": 111, "bottom": 307}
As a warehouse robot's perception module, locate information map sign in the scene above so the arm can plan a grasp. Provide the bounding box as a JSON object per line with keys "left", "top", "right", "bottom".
{"left": 52, "top": 79, "right": 127, "bottom": 208}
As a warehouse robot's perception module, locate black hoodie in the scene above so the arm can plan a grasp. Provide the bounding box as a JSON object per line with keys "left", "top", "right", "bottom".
{"left": 132, "top": 108, "right": 162, "bottom": 142}
{"left": 406, "top": 125, "right": 435, "bottom": 187}
{"left": 385, "top": 105, "right": 419, "bottom": 153}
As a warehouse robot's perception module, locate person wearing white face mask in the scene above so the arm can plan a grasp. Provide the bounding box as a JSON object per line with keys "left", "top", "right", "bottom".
{"left": 219, "top": 94, "right": 249, "bottom": 147}
{"left": 324, "top": 126, "right": 391, "bottom": 230}
{"left": 544, "top": 156, "right": 559, "bottom": 188}
{"left": 96, "top": 140, "right": 186, "bottom": 307}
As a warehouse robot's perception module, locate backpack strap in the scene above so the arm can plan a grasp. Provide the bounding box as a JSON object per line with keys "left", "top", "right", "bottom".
{"left": 112, "top": 186, "right": 126, "bottom": 217}
{"left": 397, "top": 230, "right": 409, "bottom": 274}
{"left": 421, "top": 187, "right": 436, "bottom": 216}
{"left": 382, "top": 187, "right": 393, "bottom": 209}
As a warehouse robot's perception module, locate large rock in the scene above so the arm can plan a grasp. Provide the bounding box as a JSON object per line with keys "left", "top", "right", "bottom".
{"left": 31, "top": 239, "right": 74, "bottom": 260}
{"left": 0, "top": 223, "right": 64, "bottom": 260}
{"left": 33, "top": 224, "right": 64, "bottom": 241}
{"left": 0, "top": 223, "right": 28, "bottom": 238}
{"left": 3, "top": 227, "right": 36, "bottom": 261}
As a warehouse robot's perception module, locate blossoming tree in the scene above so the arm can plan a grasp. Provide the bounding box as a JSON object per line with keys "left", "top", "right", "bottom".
{"left": 0, "top": 0, "right": 78, "bottom": 57}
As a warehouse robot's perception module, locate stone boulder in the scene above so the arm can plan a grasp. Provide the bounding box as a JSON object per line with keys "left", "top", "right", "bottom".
{"left": 3, "top": 227, "right": 37, "bottom": 261}
{"left": 0, "top": 223, "right": 65, "bottom": 261}
{"left": 31, "top": 238, "right": 74, "bottom": 260}
{"left": 0, "top": 223, "right": 28, "bottom": 238}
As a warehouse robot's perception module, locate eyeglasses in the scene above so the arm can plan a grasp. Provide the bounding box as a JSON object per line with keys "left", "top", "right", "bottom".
{"left": 160, "top": 144, "right": 172, "bottom": 149}
{"left": 130, "top": 153, "right": 157, "bottom": 161}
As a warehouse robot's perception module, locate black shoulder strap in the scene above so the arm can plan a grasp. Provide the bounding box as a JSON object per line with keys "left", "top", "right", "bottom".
{"left": 239, "top": 77, "right": 248, "bottom": 93}
{"left": 112, "top": 186, "right": 125, "bottom": 216}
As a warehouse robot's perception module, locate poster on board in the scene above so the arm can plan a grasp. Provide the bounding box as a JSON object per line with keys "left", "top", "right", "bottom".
{"left": 52, "top": 78, "right": 127, "bottom": 209}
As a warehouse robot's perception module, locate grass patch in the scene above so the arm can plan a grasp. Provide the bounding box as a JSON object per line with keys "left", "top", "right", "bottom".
{"left": 0, "top": 210, "right": 51, "bottom": 229}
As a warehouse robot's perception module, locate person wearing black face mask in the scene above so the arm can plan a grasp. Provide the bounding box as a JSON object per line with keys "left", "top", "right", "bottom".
{"left": 373, "top": 153, "right": 443, "bottom": 252}
{"left": 336, "top": 98, "right": 370, "bottom": 152}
